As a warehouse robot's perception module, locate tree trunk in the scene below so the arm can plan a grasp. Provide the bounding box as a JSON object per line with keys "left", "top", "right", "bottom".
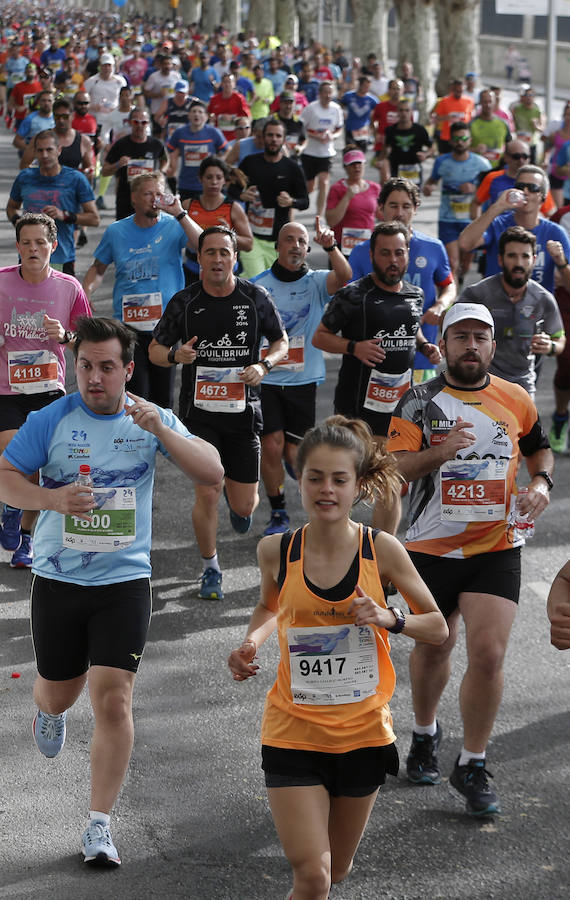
{"left": 221, "top": 0, "right": 240, "bottom": 34}
{"left": 350, "top": 0, "right": 388, "bottom": 68}
{"left": 201, "top": 0, "right": 222, "bottom": 36}
{"left": 393, "top": 0, "right": 434, "bottom": 123}
{"left": 434, "top": 0, "right": 481, "bottom": 97}
{"left": 276, "top": 0, "right": 297, "bottom": 44}
{"left": 178, "top": 0, "right": 201, "bottom": 23}
{"left": 246, "top": 0, "right": 276, "bottom": 35}
{"left": 296, "top": 0, "right": 318, "bottom": 46}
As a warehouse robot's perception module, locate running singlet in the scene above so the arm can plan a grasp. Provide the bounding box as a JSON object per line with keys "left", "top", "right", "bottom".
{"left": 261, "top": 525, "right": 396, "bottom": 753}
{"left": 321, "top": 276, "right": 424, "bottom": 424}
{"left": 387, "top": 373, "right": 549, "bottom": 558}
{"left": 184, "top": 198, "right": 235, "bottom": 274}
{"left": 3, "top": 392, "right": 193, "bottom": 585}
{"left": 252, "top": 266, "right": 331, "bottom": 386}
{"left": 152, "top": 277, "right": 284, "bottom": 422}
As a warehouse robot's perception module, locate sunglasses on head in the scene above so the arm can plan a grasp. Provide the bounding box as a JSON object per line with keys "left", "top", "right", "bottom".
{"left": 514, "top": 181, "right": 541, "bottom": 193}
{"left": 509, "top": 152, "right": 529, "bottom": 160}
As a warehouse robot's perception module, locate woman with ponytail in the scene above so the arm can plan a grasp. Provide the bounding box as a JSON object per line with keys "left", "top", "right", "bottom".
{"left": 228, "top": 415, "right": 447, "bottom": 900}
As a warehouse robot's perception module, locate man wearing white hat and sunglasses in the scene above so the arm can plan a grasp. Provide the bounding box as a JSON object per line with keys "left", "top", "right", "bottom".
{"left": 388, "top": 302, "right": 554, "bottom": 817}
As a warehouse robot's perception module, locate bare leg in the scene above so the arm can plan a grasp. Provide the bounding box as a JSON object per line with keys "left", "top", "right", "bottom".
{"left": 316, "top": 172, "right": 330, "bottom": 218}
{"left": 328, "top": 791, "right": 378, "bottom": 883}
{"left": 408, "top": 609, "right": 461, "bottom": 725}
{"left": 261, "top": 430, "right": 286, "bottom": 496}
{"left": 268, "top": 785, "right": 332, "bottom": 900}
{"left": 33, "top": 672, "right": 87, "bottom": 715}
{"left": 88, "top": 666, "right": 136, "bottom": 814}
{"left": 192, "top": 481, "right": 223, "bottom": 557}
{"left": 224, "top": 477, "right": 259, "bottom": 518}
{"left": 554, "top": 384, "right": 570, "bottom": 416}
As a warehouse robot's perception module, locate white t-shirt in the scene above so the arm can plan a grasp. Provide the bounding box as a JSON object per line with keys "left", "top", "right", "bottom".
{"left": 300, "top": 100, "right": 343, "bottom": 158}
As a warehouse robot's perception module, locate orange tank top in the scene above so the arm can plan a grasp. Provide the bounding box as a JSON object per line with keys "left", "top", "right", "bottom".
{"left": 261, "top": 524, "right": 396, "bottom": 754}
{"left": 187, "top": 197, "right": 234, "bottom": 230}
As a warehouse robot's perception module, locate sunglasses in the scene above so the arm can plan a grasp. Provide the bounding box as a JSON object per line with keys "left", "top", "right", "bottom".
{"left": 451, "top": 135, "right": 470, "bottom": 143}
{"left": 514, "top": 181, "right": 542, "bottom": 193}
{"left": 54, "top": 113, "right": 70, "bottom": 119}
{"left": 509, "top": 153, "right": 529, "bottom": 160}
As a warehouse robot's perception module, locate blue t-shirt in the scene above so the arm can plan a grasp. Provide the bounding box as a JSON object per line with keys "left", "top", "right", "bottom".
{"left": 341, "top": 91, "right": 378, "bottom": 132}
{"left": 556, "top": 140, "right": 570, "bottom": 202}
{"left": 93, "top": 214, "right": 187, "bottom": 321}
{"left": 483, "top": 213, "right": 570, "bottom": 292}
{"left": 236, "top": 75, "right": 253, "bottom": 99}
{"left": 252, "top": 267, "right": 331, "bottom": 385}
{"left": 10, "top": 166, "right": 94, "bottom": 264}
{"left": 167, "top": 123, "right": 227, "bottom": 192}
{"left": 348, "top": 230, "right": 452, "bottom": 368}
{"left": 3, "top": 392, "right": 193, "bottom": 586}
{"left": 16, "top": 111, "right": 56, "bottom": 141}
{"left": 430, "top": 152, "right": 492, "bottom": 222}
{"left": 190, "top": 66, "right": 218, "bottom": 102}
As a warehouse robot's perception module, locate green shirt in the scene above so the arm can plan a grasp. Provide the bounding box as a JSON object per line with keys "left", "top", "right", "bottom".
{"left": 250, "top": 78, "right": 274, "bottom": 119}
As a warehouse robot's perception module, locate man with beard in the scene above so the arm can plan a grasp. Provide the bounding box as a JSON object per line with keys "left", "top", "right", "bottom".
{"left": 83, "top": 172, "right": 201, "bottom": 409}
{"left": 238, "top": 120, "right": 309, "bottom": 278}
{"left": 312, "top": 221, "right": 441, "bottom": 534}
{"left": 388, "top": 302, "right": 554, "bottom": 816}
{"left": 459, "top": 226, "right": 565, "bottom": 397}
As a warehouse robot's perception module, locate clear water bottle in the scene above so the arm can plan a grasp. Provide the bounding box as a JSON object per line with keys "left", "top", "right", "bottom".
{"left": 508, "top": 487, "right": 535, "bottom": 541}
{"left": 76, "top": 464, "right": 93, "bottom": 515}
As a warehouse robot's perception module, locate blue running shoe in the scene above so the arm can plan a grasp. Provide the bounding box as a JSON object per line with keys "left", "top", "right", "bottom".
{"left": 10, "top": 533, "right": 33, "bottom": 568}
{"left": 0, "top": 506, "right": 22, "bottom": 551}
{"left": 33, "top": 710, "right": 67, "bottom": 758}
{"left": 82, "top": 821, "right": 121, "bottom": 867}
{"left": 263, "top": 510, "right": 290, "bottom": 536}
{"left": 223, "top": 486, "right": 252, "bottom": 534}
{"left": 406, "top": 721, "right": 442, "bottom": 784}
{"left": 449, "top": 756, "right": 501, "bottom": 815}
{"left": 199, "top": 567, "right": 224, "bottom": 600}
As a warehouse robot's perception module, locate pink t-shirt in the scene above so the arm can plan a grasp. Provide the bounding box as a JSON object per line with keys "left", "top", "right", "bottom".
{"left": 326, "top": 179, "right": 381, "bottom": 251}
{"left": 0, "top": 266, "right": 91, "bottom": 396}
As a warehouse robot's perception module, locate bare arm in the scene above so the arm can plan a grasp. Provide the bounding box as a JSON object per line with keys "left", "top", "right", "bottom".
{"left": 83, "top": 259, "right": 108, "bottom": 306}
{"left": 165, "top": 146, "right": 179, "bottom": 178}
{"left": 230, "top": 201, "right": 253, "bottom": 252}
{"left": 6, "top": 197, "right": 21, "bottom": 224}
{"left": 547, "top": 561, "right": 570, "bottom": 650}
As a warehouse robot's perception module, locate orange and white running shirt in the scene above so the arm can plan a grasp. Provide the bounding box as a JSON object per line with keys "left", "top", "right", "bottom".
{"left": 261, "top": 525, "right": 396, "bottom": 754}
{"left": 388, "top": 373, "right": 546, "bottom": 558}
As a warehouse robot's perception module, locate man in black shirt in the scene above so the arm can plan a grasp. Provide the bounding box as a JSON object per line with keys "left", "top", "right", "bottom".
{"left": 272, "top": 92, "right": 307, "bottom": 161}
{"left": 102, "top": 108, "right": 168, "bottom": 220}
{"left": 149, "top": 226, "right": 288, "bottom": 600}
{"left": 380, "top": 99, "right": 432, "bottom": 186}
{"left": 313, "top": 221, "right": 441, "bottom": 533}
{"left": 238, "top": 119, "right": 309, "bottom": 279}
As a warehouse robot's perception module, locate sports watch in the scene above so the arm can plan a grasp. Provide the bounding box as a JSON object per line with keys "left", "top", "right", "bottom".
{"left": 386, "top": 606, "right": 406, "bottom": 634}
{"left": 534, "top": 471, "right": 554, "bottom": 491}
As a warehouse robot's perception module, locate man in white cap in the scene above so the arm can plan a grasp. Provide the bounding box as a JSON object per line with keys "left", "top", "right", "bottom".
{"left": 84, "top": 54, "right": 127, "bottom": 145}
{"left": 388, "top": 302, "right": 554, "bottom": 817}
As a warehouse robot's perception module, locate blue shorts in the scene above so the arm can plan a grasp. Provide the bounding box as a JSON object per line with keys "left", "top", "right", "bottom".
{"left": 438, "top": 220, "right": 468, "bottom": 246}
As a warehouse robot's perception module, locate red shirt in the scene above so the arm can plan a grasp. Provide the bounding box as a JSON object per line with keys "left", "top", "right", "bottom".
{"left": 207, "top": 91, "right": 251, "bottom": 140}
{"left": 372, "top": 101, "right": 399, "bottom": 151}
{"left": 72, "top": 112, "right": 97, "bottom": 136}
{"left": 10, "top": 80, "right": 41, "bottom": 121}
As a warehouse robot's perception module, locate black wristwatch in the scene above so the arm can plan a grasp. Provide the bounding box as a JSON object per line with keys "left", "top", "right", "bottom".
{"left": 534, "top": 471, "right": 554, "bottom": 491}
{"left": 260, "top": 358, "right": 273, "bottom": 372}
{"left": 175, "top": 211, "right": 187, "bottom": 221}
{"left": 346, "top": 339, "right": 357, "bottom": 356}
{"left": 323, "top": 242, "right": 338, "bottom": 252}
{"left": 59, "top": 330, "right": 73, "bottom": 345}
{"left": 167, "top": 347, "right": 178, "bottom": 365}
{"left": 386, "top": 606, "right": 406, "bottom": 634}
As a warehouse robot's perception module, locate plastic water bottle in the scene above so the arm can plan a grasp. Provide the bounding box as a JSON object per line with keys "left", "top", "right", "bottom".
{"left": 508, "top": 487, "right": 535, "bottom": 541}
{"left": 76, "top": 464, "right": 93, "bottom": 515}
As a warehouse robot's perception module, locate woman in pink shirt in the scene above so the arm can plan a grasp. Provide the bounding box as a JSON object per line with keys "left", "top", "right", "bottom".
{"left": 325, "top": 147, "right": 381, "bottom": 257}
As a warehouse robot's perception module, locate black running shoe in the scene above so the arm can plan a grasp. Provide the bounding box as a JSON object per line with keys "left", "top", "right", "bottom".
{"left": 406, "top": 721, "right": 442, "bottom": 784}
{"left": 449, "top": 756, "right": 501, "bottom": 815}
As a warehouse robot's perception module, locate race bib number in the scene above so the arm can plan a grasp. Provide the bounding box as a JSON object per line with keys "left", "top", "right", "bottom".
{"left": 397, "top": 163, "right": 421, "bottom": 184}
{"left": 449, "top": 193, "right": 470, "bottom": 218}
{"left": 122, "top": 292, "right": 162, "bottom": 331}
{"left": 63, "top": 487, "right": 136, "bottom": 552}
{"left": 183, "top": 143, "right": 209, "bottom": 165}
{"left": 248, "top": 189, "right": 275, "bottom": 237}
{"left": 8, "top": 350, "right": 59, "bottom": 394}
{"left": 260, "top": 335, "right": 304, "bottom": 371}
{"left": 126, "top": 158, "right": 154, "bottom": 182}
{"left": 285, "top": 134, "right": 299, "bottom": 152}
{"left": 364, "top": 369, "right": 411, "bottom": 414}
{"left": 194, "top": 365, "right": 246, "bottom": 412}
{"left": 217, "top": 113, "right": 237, "bottom": 132}
{"left": 440, "top": 459, "right": 508, "bottom": 522}
{"left": 288, "top": 624, "right": 379, "bottom": 705}
{"left": 341, "top": 227, "right": 371, "bottom": 255}
{"left": 352, "top": 125, "right": 369, "bottom": 140}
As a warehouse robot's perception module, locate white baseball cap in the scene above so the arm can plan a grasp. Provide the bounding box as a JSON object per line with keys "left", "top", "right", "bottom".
{"left": 441, "top": 303, "right": 495, "bottom": 337}
{"left": 100, "top": 53, "right": 115, "bottom": 66}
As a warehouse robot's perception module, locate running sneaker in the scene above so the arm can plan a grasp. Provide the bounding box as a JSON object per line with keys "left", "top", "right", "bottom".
{"left": 406, "top": 721, "right": 442, "bottom": 784}
{"left": 449, "top": 756, "right": 501, "bottom": 815}
{"left": 0, "top": 506, "right": 22, "bottom": 551}
{"left": 549, "top": 415, "right": 568, "bottom": 454}
{"left": 10, "top": 533, "right": 33, "bottom": 568}
{"left": 199, "top": 567, "right": 224, "bottom": 600}
{"left": 284, "top": 459, "right": 297, "bottom": 481}
{"left": 263, "top": 509, "right": 290, "bottom": 536}
{"left": 82, "top": 821, "right": 121, "bottom": 867}
{"left": 95, "top": 195, "right": 106, "bottom": 210}
{"left": 32, "top": 710, "right": 67, "bottom": 758}
{"left": 76, "top": 228, "right": 88, "bottom": 248}
{"left": 223, "top": 486, "right": 252, "bottom": 534}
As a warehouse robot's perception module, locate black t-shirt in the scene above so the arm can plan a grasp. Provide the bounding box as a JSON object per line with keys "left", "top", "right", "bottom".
{"left": 106, "top": 135, "right": 166, "bottom": 219}
{"left": 384, "top": 123, "right": 432, "bottom": 176}
{"left": 238, "top": 152, "right": 309, "bottom": 241}
{"left": 321, "top": 275, "right": 424, "bottom": 427}
{"left": 152, "top": 277, "right": 285, "bottom": 423}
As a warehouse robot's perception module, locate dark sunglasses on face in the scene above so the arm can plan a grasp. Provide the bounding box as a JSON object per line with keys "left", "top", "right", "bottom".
{"left": 514, "top": 181, "right": 541, "bottom": 193}
{"left": 509, "top": 153, "right": 529, "bottom": 160}
{"left": 452, "top": 135, "right": 470, "bottom": 143}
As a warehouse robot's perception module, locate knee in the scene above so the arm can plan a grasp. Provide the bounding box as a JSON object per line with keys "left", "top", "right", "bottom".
{"left": 195, "top": 483, "right": 223, "bottom": 508}
{"left": 331, "top": 859, "right": 353, "bottom": 884}
{"left": 230, "top": 490, "right": 258, "bottom": 518}
{"left": 94, "top": 684, "right": 132, "bottom": 725}
{"left": 469, "top": 641, "right": 506, "bottom": 679}
{"left": 294, "top": 860, "right": 331, "bottom": 898}
{"left": 262, "top": 431, "right": 284, "bottom": 462}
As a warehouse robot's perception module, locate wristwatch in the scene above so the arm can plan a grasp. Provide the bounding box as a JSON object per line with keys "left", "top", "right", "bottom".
{"left": 167, "top": 347, "right": 178, "bottom": 365}
{"left": 534, "top": 471, "right": 554, "bottom": 491}
{"left": 59, "top": 330, "right": 73, "bottom": 345}
{"left": 260, "top": 358, "right": 273, "bottom": 372}
{"left": 386, "top": 606, "right": 406, "bottom": 634}
{"left": 323, "top": 242, "right": 338, "bottom": 252}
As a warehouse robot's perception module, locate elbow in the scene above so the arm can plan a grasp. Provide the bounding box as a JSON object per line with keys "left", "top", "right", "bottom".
{"left": 241, "top": 236, "right": 253, "bottom": 252}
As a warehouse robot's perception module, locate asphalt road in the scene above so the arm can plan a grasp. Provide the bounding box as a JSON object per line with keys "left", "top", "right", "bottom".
{"left": 0, "top": 98, "right": 569, "bottom": 900}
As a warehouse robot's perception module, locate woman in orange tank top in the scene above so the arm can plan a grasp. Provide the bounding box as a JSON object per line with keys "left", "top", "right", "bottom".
{"left": 229, "top": 416, "right": 448, "bottom": 900}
